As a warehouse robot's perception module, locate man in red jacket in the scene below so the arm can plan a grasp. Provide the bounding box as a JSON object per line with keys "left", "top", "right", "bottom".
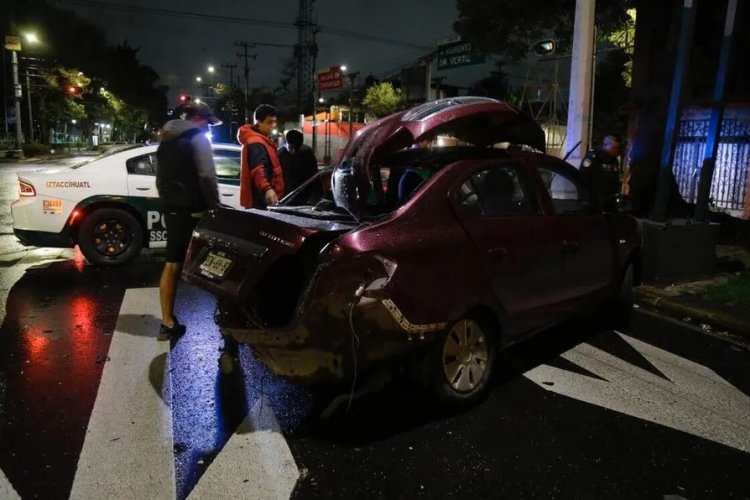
{"left": 237, "top": 104, "right": 285, "bottom": 208}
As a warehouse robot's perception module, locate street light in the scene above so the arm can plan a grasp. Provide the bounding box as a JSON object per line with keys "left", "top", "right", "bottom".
{"left": 6, "top": 31, "right": 40, "bottom": 156}
{"left": 207, "top": 66, "right": 215, "bottom": 73}
{"left": 24, "top": 33, "right": 39, "bottom": 44}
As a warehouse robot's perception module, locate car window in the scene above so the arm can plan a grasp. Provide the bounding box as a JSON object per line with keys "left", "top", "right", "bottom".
{"left": 214, "top": 149, "right": 241, "bottom": 179}
{"left": 126, "top": 153, "right": 157, "bottom": 176}
{"left": 536, "top": 165, "right": 594, "bottom": 214}
{"left": 457, "top": 165, "right": 535, "bottom": 216}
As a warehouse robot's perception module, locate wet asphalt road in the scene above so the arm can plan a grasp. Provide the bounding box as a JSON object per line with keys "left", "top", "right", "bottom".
{"left": 0, "top": 158, "right": 749, "bottom": 499}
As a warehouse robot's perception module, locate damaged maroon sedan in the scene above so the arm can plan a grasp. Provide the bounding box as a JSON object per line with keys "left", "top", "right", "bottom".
{"left": 182, "top": 97, "right": 640, "bottom": 406}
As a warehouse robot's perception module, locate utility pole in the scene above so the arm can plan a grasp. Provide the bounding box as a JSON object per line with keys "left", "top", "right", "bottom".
{"left": 2, "top": 49, "right": 8, "bottom": 134}
{"left": 235, "top": 41, "right": 257, "bottom": 124}
{"left": 11, "top": 48, "right": 24, "bottom": 152}
{"left": 423, "top": 55, "right": 434, "bottom": 102}
{"left": 221, "top": 62, "right": 237, "bottom": 91}
{"left": 25, "top": 68, "right": 33, "bottom": 143}
{"left": 347, "top": 71, "right": 360, "bottom": 139}
{"left": 565, "top": 0, "right": 595, "bottom": 167}
{"left": 432, "top": 76, "right": 446, "bottom": 101}
{"left": 295, "top": 0, "right": 318, "bottom": 115}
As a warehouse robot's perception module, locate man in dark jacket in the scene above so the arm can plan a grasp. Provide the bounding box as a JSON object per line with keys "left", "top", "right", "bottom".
{"left": 237, "top": 104, "right": 285, "bottom": 209}
{"left": 580, "top": 133, "right": 623, "bottom": 201}
{"left": 278, "top": 129, "right": 319, "bottom": 194}
{"left": 155, "top": 101, "right": 221, "bottom": 341}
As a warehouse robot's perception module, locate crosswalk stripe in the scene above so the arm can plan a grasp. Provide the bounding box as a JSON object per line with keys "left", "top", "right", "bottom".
{"left": 188, "top": 395, "right": 299, "bottom": 500}
{"left": 1, "top": 466, "right": 21, "bottom": 500}
{"left": 69, "top": 288, "right": 176, "bottom": 499}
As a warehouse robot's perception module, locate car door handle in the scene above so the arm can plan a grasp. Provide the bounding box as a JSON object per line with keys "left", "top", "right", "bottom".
{"left": 562, "top": 240, "right": 580, "bottom": 254}
{"left": 220, "top": 192, "right": 235, "bottom": 197}
{"left": 489, "top": 247, "right": 508, "bottom": 262}
{"left": 135, "top": 187, "right": 151, "bottom": 191}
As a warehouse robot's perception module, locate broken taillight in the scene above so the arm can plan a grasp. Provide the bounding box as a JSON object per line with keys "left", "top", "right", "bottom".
{"left": 19, "top": 180, "right": 36, "bottom": 197}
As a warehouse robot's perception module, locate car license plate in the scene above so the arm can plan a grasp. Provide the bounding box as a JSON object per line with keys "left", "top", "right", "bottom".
{"left": 199, "top": 250, "right": 233, "bottom": 279}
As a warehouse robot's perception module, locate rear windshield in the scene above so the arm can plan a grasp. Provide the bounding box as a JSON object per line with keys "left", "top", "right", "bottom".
{"left": 280, "top": 144, "right": 510, "bottom": 222}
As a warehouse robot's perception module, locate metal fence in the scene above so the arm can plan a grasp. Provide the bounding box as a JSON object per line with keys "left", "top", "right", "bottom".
{"left": 673, "top": 118, "right": 750, "bottom": 214}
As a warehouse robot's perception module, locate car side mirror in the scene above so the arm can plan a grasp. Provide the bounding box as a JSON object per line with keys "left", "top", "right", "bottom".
{"left": 603, "top": 193, "right": 635, "bottom": 214}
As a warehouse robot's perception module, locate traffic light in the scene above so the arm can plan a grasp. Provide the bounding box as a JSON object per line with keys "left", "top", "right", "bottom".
{"left": 179, "top": 94, "right": 192, "bottom": 103}
{"left": 67, "top": 85, "right": 82, "bottom": 95}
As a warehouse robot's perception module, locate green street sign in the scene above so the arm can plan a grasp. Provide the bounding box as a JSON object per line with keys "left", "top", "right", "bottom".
{"left": 436, "top": 40, "right": 485, "bottom": 69}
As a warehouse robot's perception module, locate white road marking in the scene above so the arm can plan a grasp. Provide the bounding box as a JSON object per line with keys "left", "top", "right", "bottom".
{"left": 69, "top": 288, "right": 176, "bottom": 499}
{"left": 524, "top": 331, "right": 750, "bottom": 452}
{"left": 67, "top": 287, "right": 299, "bottom": 499}
{"left": 188, "top": 395, "right": 299, "bottom": 500}
{"left": 0, "top": 467, "right": 21, "bottom": 500}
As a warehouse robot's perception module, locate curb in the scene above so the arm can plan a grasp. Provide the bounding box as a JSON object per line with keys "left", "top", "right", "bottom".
{"left": 635, "top": 285, "right": 750, "bottom": 339}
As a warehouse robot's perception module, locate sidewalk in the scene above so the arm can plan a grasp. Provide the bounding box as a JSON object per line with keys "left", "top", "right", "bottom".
{"left": 0, "top": 144, "right": 128, "bottom": 163}
{"left": 634, "top": 245, "right": 750, "bottom": 340}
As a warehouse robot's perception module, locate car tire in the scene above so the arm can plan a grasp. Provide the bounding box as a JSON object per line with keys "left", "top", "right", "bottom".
{"left": 77, "top": 208, "right": 143, "bottom": 266}
{"left": 417, "top": 315, "right": 497, "bottom": 408}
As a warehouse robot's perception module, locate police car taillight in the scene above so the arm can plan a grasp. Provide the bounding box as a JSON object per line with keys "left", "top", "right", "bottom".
{"left": 19, "top": 180, "right": 36, "bottom": 197}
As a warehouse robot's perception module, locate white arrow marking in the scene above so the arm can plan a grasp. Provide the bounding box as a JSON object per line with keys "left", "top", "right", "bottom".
{"left": 1, "top": 466, "right": 21, "bottom": 500}
{"left": 70, "top": 288, "right": 176, "bottom": 498}
{"left": 188, "top": 395, "right": 299, "bottom": 500}
{"left": 524, "top": 331, "right": 750, "bottom": 453}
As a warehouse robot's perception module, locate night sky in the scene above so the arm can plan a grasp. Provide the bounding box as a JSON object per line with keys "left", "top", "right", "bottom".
{"left": 56, "top": 0, "right": 503, "bottom": 104}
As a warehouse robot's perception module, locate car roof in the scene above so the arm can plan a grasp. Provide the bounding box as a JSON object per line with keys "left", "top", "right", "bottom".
{"left": 70, "top": 142, "right": 241, "bottom": 169}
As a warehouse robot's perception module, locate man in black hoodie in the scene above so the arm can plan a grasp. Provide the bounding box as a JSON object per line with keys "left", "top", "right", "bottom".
{"left": 156, "top": 101, "right": 221, "bottom": 341}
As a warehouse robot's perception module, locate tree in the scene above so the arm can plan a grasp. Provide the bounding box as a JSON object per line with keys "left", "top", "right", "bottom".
{"left": 626, "top": 0, "right": 750, "bottom": 217}
{"left": 35, "top": 66, "right": 90, "bottom": 142}
{"left": 362, "top": 82, "right": 403, "bottom": 118}
{"left": 454, "top": 0, "right": 632, "bottom": 63}
{"left": 95, "top": 42, "right": 167, "bottom": 125}
{"left": 6, "top": 0, "right": 168, "bottom": 141}
{"left": 469, "top": 62, "right": 514, "bottom": 101}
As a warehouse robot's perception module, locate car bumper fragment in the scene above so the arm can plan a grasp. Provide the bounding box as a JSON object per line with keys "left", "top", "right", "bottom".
{"left": 13, "top": 227, "right": 74, "bottom": 248}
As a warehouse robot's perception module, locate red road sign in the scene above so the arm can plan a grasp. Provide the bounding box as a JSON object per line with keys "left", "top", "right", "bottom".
{"left": 318, "top": 66, "right": 344, "bottom": 91}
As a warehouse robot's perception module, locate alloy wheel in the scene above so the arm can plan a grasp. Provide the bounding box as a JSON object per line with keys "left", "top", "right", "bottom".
{"left": 92, "top": 218, "right": 132, "bottom": 257}
{"left": 442, "top": 319, "right": 489, "bottom": 393}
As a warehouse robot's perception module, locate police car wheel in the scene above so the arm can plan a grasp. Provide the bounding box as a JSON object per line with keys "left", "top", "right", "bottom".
{"left": 78, "top": 208, "right": 143, "bottom": 266}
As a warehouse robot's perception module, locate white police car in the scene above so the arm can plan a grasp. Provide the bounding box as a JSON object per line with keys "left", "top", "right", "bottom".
{"left": 11, "top": 143, "right": 243, "bottom": 265}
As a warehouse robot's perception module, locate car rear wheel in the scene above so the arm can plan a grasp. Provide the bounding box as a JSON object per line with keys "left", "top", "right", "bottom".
{"left": 417, "top": 315, "right": 497, "bottom": 408}
{"left": 78, "top": 208, "right": 143, "bottom": 266}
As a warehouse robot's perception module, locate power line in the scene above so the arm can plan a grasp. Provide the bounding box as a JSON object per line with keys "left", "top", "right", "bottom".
{"left": 58, "top": 0, "right": 430, "bottom": 49}
{"left": 318, "top": 24, "right": 431, "bottom": 50}
{"left": 59, "top": 0, "right": 296, "bottom": 30}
